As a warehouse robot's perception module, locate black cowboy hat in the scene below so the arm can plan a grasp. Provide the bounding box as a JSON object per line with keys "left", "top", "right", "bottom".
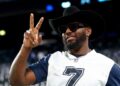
{"left": 49, "top": 6, "right": 105, "bottom": 40}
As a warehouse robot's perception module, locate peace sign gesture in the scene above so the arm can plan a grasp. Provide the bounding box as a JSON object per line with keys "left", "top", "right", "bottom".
{"left": 23, "top": 13, "right": 44, "bottom": 48}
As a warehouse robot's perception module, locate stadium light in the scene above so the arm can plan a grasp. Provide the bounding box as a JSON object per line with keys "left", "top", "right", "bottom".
{"left": 61, "top": 1, "right": 71, "bottom": 8}
{"left": 98, "top": 0, "right": 110, "bottom": 3}
{"left": 0, "top": 30, "right": 6, "bottom": 36}
{"left": 80, "top": 0, "right": 91, "bottom": 5}
{"left": 46, "top": 4, "right": 54, "bottom": 12}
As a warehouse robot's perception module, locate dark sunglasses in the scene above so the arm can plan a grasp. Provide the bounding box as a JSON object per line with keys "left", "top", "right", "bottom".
{"left": 58, "top": 22, "right": 87, "bottom": 34}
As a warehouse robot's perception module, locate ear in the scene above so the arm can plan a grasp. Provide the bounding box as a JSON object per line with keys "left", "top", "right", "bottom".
{"left": 85, "top": 27, "right": 92, "bottom": 37}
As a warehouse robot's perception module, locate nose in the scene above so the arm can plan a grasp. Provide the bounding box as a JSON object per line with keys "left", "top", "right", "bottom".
{"left": 65, "top": 28, "right": 73, "bottom": 36}
{"left": 65, "top": 28, "right": 72, "bottom": 33}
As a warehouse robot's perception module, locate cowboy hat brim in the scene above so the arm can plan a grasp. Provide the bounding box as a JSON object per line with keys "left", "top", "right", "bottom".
{"left": 49, "top": 10, "right": 105, "bottom": 40}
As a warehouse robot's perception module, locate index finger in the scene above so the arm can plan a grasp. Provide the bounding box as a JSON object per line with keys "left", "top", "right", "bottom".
{"left": 35, "top": 17, "right": 44, "bottom": 30}
{"left": 29, "top": 13, "right": 34, "bottom": 30}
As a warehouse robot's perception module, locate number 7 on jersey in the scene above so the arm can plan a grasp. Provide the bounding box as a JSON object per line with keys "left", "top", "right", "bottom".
{"left": 63, "top": 66, "right": 84, "bottom": 86}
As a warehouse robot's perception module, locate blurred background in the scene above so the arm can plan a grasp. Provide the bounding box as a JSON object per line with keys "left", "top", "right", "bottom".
{"left": 0, "top": 0, "right": 119, "bottom": 86}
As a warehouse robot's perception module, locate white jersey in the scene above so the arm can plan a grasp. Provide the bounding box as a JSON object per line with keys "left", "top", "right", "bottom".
{"left": 29, "top": 50, "right": 120, "bottom": 86}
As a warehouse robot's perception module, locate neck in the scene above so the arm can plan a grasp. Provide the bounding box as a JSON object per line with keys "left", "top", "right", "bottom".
{"left": 69, "top": 40, "right": 91, "bottom": 57}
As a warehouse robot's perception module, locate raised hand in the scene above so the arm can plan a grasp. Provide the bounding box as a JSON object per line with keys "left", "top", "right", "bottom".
{"left": 23, "top": 13, "right": 44, "bottom": 48}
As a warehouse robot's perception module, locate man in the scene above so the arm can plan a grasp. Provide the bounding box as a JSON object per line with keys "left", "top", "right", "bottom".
{"left": 9, "top": 6, "right": 120, "bottom": 86}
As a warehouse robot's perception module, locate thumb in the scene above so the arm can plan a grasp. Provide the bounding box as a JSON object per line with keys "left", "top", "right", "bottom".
{"left": 38, "top": 34, "right": 42, "bottom": 44}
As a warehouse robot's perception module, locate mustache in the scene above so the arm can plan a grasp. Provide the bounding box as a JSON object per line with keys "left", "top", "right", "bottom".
{"left": 63, "top": 32, "right": 75, "bottom": 40}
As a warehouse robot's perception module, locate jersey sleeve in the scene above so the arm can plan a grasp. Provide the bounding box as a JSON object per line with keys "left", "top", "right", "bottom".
{"left": 28, "top": 54, "right": 51, "bottom": 84}
{"left": 106, "top": 63, "right": 120, "bottom": 86}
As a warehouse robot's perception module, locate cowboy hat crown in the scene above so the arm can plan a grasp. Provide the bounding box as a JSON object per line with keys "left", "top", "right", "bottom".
{"left": 63, "top": 6, "right": 80, "bottom": 16}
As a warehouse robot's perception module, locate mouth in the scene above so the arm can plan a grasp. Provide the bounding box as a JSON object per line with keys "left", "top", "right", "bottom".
{"left": 66, "top": 36, "right": 75, "bottom": 42}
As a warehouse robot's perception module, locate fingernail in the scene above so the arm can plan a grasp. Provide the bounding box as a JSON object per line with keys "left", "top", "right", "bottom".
{"left": 26, "top": 30, "right": 30, "bottom": 33}
{"left": 31, "top": 13, "right": 33, "bottom": 16}
{"left": 41, "top": 17, "right": 44, "bottom": 21}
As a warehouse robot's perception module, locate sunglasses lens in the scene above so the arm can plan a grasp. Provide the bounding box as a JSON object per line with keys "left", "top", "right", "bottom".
{"left": 69, "top": 22, "right": 85, "bottom": 32}
{"left": 58, "top": 22, "right": 86, "bottom": 34}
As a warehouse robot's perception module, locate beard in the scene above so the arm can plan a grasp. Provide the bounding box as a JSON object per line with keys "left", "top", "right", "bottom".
{"left": 66, "top": 32, "right": 87, "bottom": 50}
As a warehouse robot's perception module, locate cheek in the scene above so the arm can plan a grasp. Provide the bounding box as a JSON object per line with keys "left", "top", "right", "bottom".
{"left": 76, "top": 31, "right": 87, "bottom": 40}
{"left": 76, "top": 29, "right": 86, "bottom": 36}
{"left": 75, "top": 31, "right": 83, "bottom": 37}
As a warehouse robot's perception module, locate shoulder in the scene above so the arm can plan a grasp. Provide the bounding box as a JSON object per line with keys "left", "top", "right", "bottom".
{"left": 38, "top": 51, "right": 63, "bottom": 62}
{"left": 93, "top": 50, "right": 115, "bottom": 64}
{"left": 47, "top": 51, "right": 70, "bottom": 65}
{"left": 50, "top": 51, "right": 67, "bottom": 59}
{"left": 91, "top": 50, "right": 115, "bottom": 72}
{"left": 51, "top": 51, "right": 63, "bottom": 55}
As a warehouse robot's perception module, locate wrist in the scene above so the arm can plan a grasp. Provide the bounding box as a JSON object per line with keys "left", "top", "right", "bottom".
{"left": 21, "top": 44, "right": 32, "bottom": 51}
